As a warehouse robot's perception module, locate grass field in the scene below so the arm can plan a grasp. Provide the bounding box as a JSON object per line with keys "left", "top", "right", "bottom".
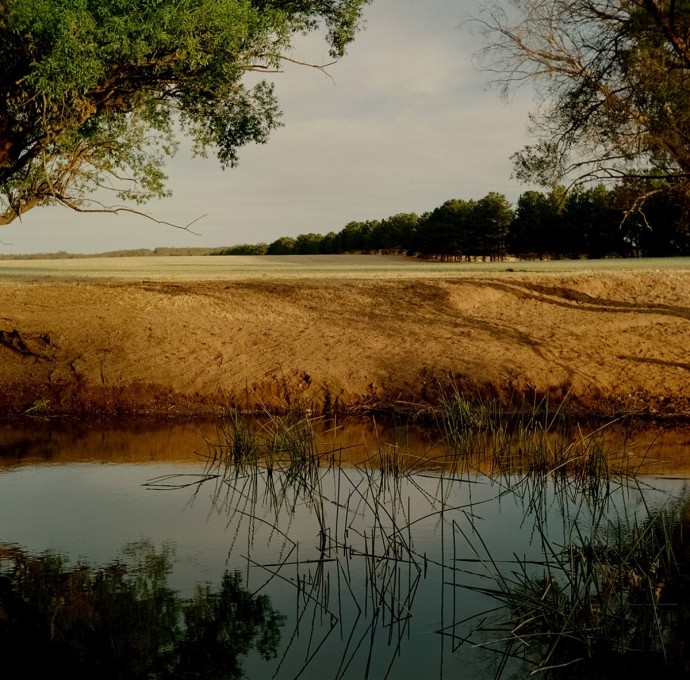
{"left": 0, "top": 253, "right": 689, "bottom": 279}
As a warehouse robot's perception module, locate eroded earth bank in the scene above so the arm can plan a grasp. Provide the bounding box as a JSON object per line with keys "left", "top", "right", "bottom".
{"left": 1, "top": 270, "right": 689, "bottom": 419}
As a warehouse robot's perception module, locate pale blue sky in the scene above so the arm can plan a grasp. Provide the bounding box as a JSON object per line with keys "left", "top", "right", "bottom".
{"left": 1, "top": 0, "right": 536, "bottom": 255}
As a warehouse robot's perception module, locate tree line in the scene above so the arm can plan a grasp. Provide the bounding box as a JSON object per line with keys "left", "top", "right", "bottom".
{"left": 219, "top": 183, "right": 690, "bottom": 260}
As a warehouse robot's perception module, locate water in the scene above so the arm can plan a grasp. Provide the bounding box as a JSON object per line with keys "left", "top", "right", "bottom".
{"left": 1, "top": 417, "right": 689, "bottom": 678}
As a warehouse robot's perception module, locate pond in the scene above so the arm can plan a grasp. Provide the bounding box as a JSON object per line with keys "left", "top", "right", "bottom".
{"left": 1, "top": 414, "right": 689, "bottom": 679}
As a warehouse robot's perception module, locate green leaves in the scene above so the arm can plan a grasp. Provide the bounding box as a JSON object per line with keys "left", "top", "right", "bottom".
{"left": 0, "top": 0, "right": 370, "bottom": 225}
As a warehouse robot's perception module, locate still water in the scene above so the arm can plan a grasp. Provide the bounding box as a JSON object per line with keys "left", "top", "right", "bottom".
{"left": 1, "top": 417, "right": 689, "bottom": 679}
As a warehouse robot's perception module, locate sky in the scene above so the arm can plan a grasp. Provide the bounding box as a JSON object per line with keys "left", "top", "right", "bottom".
{"left": 1, "top": 0, "right": 538, "bottom": 255}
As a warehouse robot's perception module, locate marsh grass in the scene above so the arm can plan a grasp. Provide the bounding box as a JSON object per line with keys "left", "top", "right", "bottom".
{"left": 434, "top": 382, "right": 577, "bottom": 461}
{"left": 432, "top": 384, "right": 642, "bottom": 498}
{"left": 495, "top": 424, "right": 631, "bottom": 484}
{"left": 451, "top": 479, "right": 688, "bottom": 677}
{"left": 177, "top": 410, "right": 682, "bottom": 677}
{"left": 201, "top": 410, "right": 335, "bottom": 483}
{"left": 203, "top": 409, "right": 263, "bottom": 476}
{"left": 435, "top": 384, "right": 500, "bottom": 453}
{"left": 197, "top": 411, "right": 429, "bottom": 674}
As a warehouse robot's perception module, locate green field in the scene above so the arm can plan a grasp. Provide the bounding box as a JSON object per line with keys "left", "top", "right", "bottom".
{"left": 0, "top": 254, "right": 689, "bottom": 279}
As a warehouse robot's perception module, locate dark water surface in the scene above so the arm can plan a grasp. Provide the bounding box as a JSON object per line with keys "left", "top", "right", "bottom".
{"left": 1, "top": 417, "right": 689, "bottom": 679}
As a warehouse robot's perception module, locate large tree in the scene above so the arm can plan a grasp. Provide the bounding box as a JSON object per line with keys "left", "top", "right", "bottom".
{"left": 0, "top": 0, "right": 368, "bottom": 225}
{"left": 478, "top": 0, "right": 690, "bottom": 199}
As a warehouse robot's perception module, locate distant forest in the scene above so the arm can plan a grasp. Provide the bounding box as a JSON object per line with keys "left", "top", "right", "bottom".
{"left": 4, "top": 184, "right": 689, "bottom": 261}
{"left": 221, "top": 184, "right": 690, "bottom": 260}
{"left": 0, "top": 247, "right": 228, "bottom": 260}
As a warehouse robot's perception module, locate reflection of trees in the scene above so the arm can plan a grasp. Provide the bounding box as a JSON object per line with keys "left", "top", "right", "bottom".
{"left": 0, "top": 541, "right": 283, "bottom": 679}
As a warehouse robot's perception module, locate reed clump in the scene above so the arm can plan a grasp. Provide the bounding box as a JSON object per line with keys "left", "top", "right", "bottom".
{"left": 458, "top": 492, "right": 687, "bottom": 677}
{"left": 205, "top": 409, "right": 263, "bottom": 475}
{"left": 433, "top": 381, "right": 577, "bottom": 458}
{"left": 202, "top": 410, "right": 329, "bottom": 477}
{"left": 435, "top": 384, "right": 499, "bottom": 453}
{"left": 434, "top": 383, "right": 636, "bottom": 489}
{"left": 161, "top": 410, "right": 684, "bottom": 678}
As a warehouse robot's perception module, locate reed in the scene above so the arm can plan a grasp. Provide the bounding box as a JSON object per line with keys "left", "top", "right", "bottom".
{"left": 204, "top": 409, "right": 262, "bottom": 475}
{"left": 435, "top": 383, "right": 499, "bottom": 455}
{"left": 454, "top": 483, "right": 687, "bottom": 676}
{"left": 150, "top": 410, "right": 685, "bottom": 678}
{"left": 433, "top": 381, "right": 580, "bottom": 463}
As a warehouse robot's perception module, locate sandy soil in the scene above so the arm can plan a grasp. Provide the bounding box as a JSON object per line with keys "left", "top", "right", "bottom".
{"left": 1, "top": 268, "right": 689, "bottom": 419}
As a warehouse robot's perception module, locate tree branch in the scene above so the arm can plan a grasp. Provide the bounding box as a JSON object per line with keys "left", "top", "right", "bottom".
{"left": 53, "top": 196, "right": 207, "bottom": 234}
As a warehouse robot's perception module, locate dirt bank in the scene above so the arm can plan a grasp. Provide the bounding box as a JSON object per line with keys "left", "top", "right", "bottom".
{"left": 1, "top": 270, "right": 689, "bottom": 419}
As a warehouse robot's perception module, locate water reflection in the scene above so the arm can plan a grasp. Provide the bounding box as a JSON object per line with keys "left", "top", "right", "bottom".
{"left": 0, "top": 541, "right": 282, "bottom": 679}
{"left": 0, "top": 417, "right": 689, "bottom": 678}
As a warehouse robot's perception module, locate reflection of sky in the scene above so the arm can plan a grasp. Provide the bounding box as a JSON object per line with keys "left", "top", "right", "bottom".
{"left": 1, "top": 0, "right": 537, "bottom": 255}
{"left": 0, "top": 464, "right": 230, "bottom": 588}
{"left": 1, "top": 455, "right": 687, "bottom": 678}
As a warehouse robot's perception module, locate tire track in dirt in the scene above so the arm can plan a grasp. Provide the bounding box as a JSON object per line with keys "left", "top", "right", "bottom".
{"left": 0, "top": 272, "right": 689, "bottom": 417}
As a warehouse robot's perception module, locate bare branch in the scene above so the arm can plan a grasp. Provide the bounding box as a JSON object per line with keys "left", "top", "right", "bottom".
{"left": 53, "top": 196, "right": 206, "bottom": 234}
{"left": 476, "top": 0, "right": 690, "bottom": 194}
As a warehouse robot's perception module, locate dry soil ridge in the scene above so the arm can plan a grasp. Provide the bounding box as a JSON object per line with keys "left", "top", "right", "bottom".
{"left": 1, "top": 270, "right": 689, "bottom": 419}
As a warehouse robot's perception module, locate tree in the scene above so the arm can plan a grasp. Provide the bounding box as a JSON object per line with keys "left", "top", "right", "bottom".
{"left": 217, "top": 243, "right": 268, "bottom": 255}
{"left": 612, "top": 178, "right": 690, "bottom": 255}
{"left": 294, "top": 232, "right": 323, "bottom": 254}
{"left": 319, "top": 230, "right": 339, "bottom": 253}
{"left": 373, "top": 212, "right": 418, "bottom": 253}
{"left": 336, "top": 220, "right": 374, "bottom": 252}
{"left": 509, "top": 189, "right": 563, "bottom": 258}
{"left": 415, "top": 199, "right": 477, "bottom": 259}
{"left": 472, "top": 192, "right": 513, "bottom": 260}
{"left": 0, "top": 0, "right": 369, "bottom": 226}
{"left": 477, "top": 1, "right": 690, "bottom": 199}
{"left": 266, "top": 235, "right": 295, "bottom": 254}
{"left": 560, "top": 184, "right": 626, "bottom": 258}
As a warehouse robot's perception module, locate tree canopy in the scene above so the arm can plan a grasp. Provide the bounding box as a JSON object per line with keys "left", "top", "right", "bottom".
{"left": 478, "top": 0, "right": 690, "bottom": 200}
{"left": 0, "top": 0, "right": 369, "bottom": 225}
